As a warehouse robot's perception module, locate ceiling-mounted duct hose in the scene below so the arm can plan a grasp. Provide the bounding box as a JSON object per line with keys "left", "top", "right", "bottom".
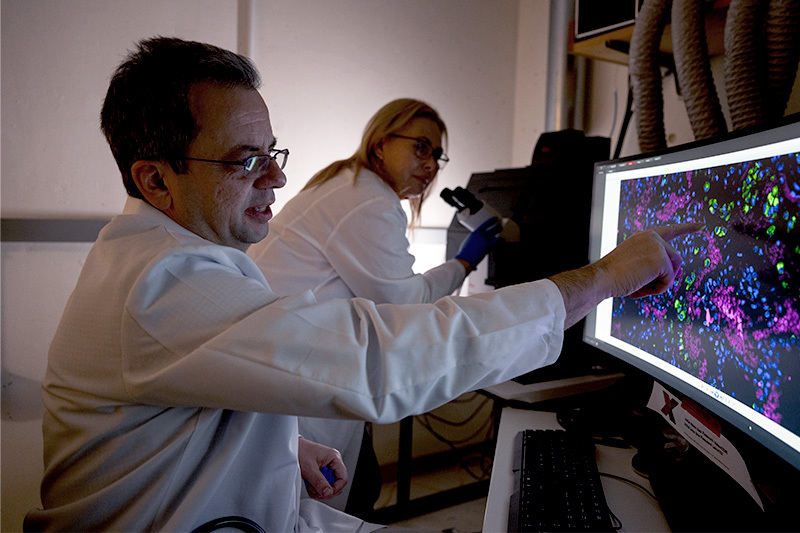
{"left": 629, "top": 0, "right": 672, "bottom": 152}
{"left": 725, "top": 0, "right": 769, "bottom": 130}
{"left": 672, "top": 0, "right": 728, "bottom": 140}
{"left": 764, "top": 0, "right": 800, "bottom": 118}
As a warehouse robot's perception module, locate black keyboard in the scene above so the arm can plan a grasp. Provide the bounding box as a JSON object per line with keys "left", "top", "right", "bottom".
{"left": 508, "top": 429, "right": 614, "bottom": 532}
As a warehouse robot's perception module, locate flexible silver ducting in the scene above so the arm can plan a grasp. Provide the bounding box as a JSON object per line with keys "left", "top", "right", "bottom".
{"left": 764, "top": 0, "right": 800, "bottom": 118}
{"left": 629, "top": 0, "right": 672, "bottom": 152}
{"left": 724, "top": 0, "right": 770, "bottom": 130}
{"left": 673, "top": 0, "right": 728, "bottom": 139}
{"left": 629, "top": 0, "right": 800, "bottom": 151}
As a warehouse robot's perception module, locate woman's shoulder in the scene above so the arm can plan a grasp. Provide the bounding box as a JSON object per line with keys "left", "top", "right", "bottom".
{"left": 310, "top": 168, "right": 397, "bottom": 209}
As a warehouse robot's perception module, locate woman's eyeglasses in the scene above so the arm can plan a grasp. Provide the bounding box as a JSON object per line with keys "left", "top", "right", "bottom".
{"left": 387, "top": 134, "right": 448, "bottom": 170}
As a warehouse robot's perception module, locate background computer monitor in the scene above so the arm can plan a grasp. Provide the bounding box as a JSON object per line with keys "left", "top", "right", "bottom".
{"left": 446, "top": 130, "right": 612, "bottom": 382}
{"left": 584, "top": 113, "right": 800, "bottom": 471}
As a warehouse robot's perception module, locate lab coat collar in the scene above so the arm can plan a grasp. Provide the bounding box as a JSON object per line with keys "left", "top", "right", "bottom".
{"left": 122, "top": 196, "right": 206, "bottom": 242}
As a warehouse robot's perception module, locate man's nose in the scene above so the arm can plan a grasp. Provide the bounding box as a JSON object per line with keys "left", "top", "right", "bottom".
{"left": 254, "top": 159, "right": 286, "bottom": 189}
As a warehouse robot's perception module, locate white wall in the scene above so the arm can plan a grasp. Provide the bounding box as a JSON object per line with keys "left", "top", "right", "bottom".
{"left": 1, "top": 1, "right": 549, "bottom": 530}
{"left": 249, "top": 0, "right": 527, "bottom": 227}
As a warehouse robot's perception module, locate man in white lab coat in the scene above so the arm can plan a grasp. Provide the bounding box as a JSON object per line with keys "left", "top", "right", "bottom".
{"left": 24, "top": 37, "right": 699, "bottom": 532}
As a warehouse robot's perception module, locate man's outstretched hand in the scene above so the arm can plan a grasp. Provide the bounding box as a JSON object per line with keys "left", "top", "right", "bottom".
{"left": 598, "top": 223, "right": 704, "bottom": 299}
{"left": 550, "top": 222, "right": 704, "bottom": 329}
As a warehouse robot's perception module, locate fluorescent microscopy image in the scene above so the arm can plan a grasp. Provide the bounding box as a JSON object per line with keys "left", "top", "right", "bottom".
{"left": 613, "top": 151, "right": 800, "bottom": 435}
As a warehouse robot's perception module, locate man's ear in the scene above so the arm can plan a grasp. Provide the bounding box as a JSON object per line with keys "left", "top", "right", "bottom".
{"left": 131, "top": 161, "right": 173, "bottom": 210}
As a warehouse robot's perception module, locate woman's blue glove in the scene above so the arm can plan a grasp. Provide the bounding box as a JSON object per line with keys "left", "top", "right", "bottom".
{"left": 455, "top": 216, "right": 503, "bottom": 269}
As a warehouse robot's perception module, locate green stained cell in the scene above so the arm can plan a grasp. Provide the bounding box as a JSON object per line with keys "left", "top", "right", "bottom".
{"left": 783, "top": 281, "right": 790, "bottom": 289}
{"left": 790, "top": 216, "right": 796, "bottom": 230}
{"left": 704, "top": 182, "right": 710, "bottom": 192}
{"left": 705, "top": 257, "right": 711, "bottom": 267}
{"left": 777, "top": 262, "right": 785, "bottom": 274}
{"left": 709, "top": 198, "right": 718, "bottom": 214}
{"left": 714, "top": 226, "right": 727, "bottom": 237}
{"left": 742, "top": 168, "right": 759, "bottom": 205}
{"left": 685, "top": 272, "right": 696, "bottom": 290}
{"left": 767, "top": 225, "right": 776, "bottom": 236}
{"left": 764, "top": 185, "right": 780, "bottom": 217}
{"left": 674, "top": 299, "right": 686, "bottom": 321}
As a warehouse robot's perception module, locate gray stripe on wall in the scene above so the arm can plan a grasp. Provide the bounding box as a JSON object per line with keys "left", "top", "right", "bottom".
{"left": 1, "top": 219, "right": 110, "bottom": 242}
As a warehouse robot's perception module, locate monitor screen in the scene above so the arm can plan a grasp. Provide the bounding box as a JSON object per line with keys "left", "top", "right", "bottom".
{"left": 584, "top": 114, "right": 800, "bottom": 470}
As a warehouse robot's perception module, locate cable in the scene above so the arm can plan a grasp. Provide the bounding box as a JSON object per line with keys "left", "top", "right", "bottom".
{"left": 413, "top": 392, "right": 497, "bottom": 482}
{"left": 419, "top": 394, "right": 492, "bottom": 427}
{"left": 192, "top": 516, "right": 266, "bottom": 533}
{"left": 608, "top": 507, "right": 624, "bottom": 531}
{"left": 599, "top": 472, "right": 658, "bottom": 500}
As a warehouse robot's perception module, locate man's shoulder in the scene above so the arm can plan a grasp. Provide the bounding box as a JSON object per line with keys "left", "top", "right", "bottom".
{"left": 99, "top": 209, "right": 261, "bottom": 277}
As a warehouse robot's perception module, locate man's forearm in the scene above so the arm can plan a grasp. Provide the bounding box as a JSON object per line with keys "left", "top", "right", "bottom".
{"left": 547, "top": 224, "right": 702, "bottom": 330}
{"left": 548, "top": 263, "right": 612, "bottom": 330}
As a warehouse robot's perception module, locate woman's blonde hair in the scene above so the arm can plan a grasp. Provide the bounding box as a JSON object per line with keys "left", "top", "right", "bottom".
{"left": 303, "top": 98, "right": 447, "bottom": 227}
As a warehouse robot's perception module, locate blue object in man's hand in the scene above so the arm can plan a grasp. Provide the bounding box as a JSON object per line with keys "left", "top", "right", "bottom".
{"left": 320, "top": 466, "right": 336, "bottom": 485}
{"left": 456, "top": 217, "right": 502, "bottom": 268}
{"left": 304, "top": 466, "right": 336, "bottom": 488}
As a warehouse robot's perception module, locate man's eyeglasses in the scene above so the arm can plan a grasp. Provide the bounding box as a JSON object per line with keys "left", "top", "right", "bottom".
{"left": 185, "top": 147, "right": 290, "bottom": 176}
{"left": 387, "top": 134, "right": 449, "bottom": 170}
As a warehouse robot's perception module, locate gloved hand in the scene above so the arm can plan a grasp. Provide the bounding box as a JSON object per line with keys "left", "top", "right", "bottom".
{"left": 455, "top": 216, "right": 502, "bottom": 270}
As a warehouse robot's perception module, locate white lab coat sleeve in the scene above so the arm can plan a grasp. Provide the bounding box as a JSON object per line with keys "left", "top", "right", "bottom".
{"left": 322, "top": 194, "right": 466, "bottom": 303}
{"left": 121, "top": 245, "right": 565, "bottom": 422}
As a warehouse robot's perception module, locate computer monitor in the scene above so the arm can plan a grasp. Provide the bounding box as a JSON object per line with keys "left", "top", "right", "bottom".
{"left": 584, "top": 113, "right": 800, "bottom": 471}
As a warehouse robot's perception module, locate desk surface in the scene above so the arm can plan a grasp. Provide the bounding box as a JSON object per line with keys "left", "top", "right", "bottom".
{"left": 483, "top": 407, "right": 671, "bottom": 532}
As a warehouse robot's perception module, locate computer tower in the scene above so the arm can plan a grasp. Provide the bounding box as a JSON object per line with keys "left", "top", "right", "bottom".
{"left": 446, "top": 130, "right": 612, "bottom": 383}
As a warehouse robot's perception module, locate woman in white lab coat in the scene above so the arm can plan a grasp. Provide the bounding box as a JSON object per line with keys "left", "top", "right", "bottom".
{"left": 248, "top": 98, "right": 501, "bottom": 514}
